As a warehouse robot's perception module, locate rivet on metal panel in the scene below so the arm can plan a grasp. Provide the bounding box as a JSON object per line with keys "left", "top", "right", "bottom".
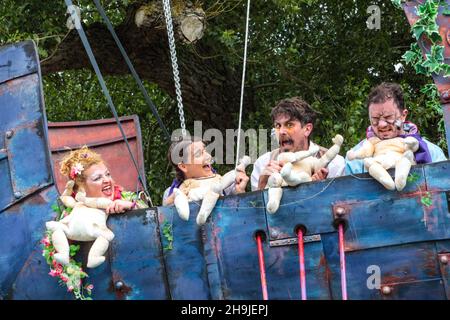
{"left": 5, "top": 130, "right": 14, "bottom": 139}
{"left": 270, "top": 229, "right": 279, "bottom": 238}
{"left": 440, "top": 255, "right": 449, "bottom": 265}
{"left": 14, "top": 192, "right": 22, "bottom": 199}
{"left": 335, "top": 207, "right": 346, "bottom": 217}
{"left": 381, "top": 286, "right": 392, "bottom": 295}
{"left": 115, "top": 281, "right": 124, "bottom": 290}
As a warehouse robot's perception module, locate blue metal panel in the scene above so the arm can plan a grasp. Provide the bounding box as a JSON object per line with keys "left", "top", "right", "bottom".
{"left": 108, "top": 209, "right": 169, "bottom": 300}
{"left": 158, "top": 204, "right": 211, "bottom": 299}
{"left": 322, "top": 236, "right": 446, "bottom": 300}
{"left": 0, "top": 41, "right": 38, "bottom": 84}
{"left": 264, "top": 165, "right": 426, "bottom": 240}
{"left": 4, "top": 187, "right": 60, "bottom": 299}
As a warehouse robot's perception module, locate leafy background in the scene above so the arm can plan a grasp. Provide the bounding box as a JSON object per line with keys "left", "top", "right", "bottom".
{"left": 0, "top": 0, "right": 447, "bottom": 204}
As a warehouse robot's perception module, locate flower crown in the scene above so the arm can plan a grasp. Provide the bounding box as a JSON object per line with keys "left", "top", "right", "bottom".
{"left": 69, "top": 163, "right": 84, "bottom": 180}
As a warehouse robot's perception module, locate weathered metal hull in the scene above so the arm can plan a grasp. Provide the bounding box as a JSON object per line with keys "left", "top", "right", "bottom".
{"left": 1, "top": 0, "right": 450, "bottom": 299}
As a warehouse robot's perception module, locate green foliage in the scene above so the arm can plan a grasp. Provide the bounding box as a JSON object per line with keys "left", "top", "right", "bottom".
{"left": 162, "top": 221, "right": 173, "bottom": 251}
{"left": 0, "top": 0, "right": 447, "bottom": 203}
{"left": 421, "top": 191, "right": 433, "bottom": 207}
{"left": 407, "top": 172, "right": 420, "bottom": 184}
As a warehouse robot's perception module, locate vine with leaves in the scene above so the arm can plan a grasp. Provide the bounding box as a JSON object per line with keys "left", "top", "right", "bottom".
{"left": 392, "top": 0, "right": 449, "bottom": 118}
{"left": 392, "top": 0, "right": 450, "bottom": 207}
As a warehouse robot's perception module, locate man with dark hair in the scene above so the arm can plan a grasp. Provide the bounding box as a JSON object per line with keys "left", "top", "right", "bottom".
{"left": 345, "top": 82, "right": 447, "bottom": 175}
{"left": 251, "top": 97, "right": 345, "bottom": 191}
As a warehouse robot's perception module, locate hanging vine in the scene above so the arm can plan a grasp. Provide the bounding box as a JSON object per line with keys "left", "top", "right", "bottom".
{"left": 392, "top": 0, "right": 449, "bottom": 150}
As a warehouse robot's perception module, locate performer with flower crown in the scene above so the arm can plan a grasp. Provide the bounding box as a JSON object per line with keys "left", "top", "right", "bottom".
{"left": 42, "top": 146, "right": 148, "bottom": 299}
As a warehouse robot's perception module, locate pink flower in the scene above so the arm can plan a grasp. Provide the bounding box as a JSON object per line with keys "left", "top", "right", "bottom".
{"left": 41, "top": 237, "right": 50, "bottom": 247}
{"left": 49, "top": 265, "right": 63, "bottom": 277}
{"left": 86, "top": 284, "right": 94, "bottom": 290}
{"left": 48, "top": 270, "right": 58, "bottom": 277}
{"left": 60, "top": 275, "right": 69, "bottom": 283}
{"left": 67, "top": 286, "right": 74, "bottom": 292}
{"left": 69, "top": 163, "right": 84, "bottom": 179}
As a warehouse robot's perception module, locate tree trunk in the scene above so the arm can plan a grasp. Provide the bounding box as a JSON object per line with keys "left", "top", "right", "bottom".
{"left": 41, "top": 1, "right": 243, "bottom": 131}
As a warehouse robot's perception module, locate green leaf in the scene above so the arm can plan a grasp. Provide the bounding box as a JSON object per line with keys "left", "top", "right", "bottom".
{"left": 412, "top": 25, "right": 425, "bottom": 40}
{"left": 391, "top": 0, "right": 403, "bottom": 9}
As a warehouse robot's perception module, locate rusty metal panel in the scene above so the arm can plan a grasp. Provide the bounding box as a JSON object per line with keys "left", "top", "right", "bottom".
{"left": 321, "top": 235, "right": 446, "bottom": 300}
{"left": 0, "top": 72, "right": 53, "bottom": 211}
{"left": 0, "top": 41, "right": 38, "bottom": 84}
{"left": 108, "top": 209, "right": 169, "bottom": 300}
{"left": 47, "top": 116, "right": 146, "bottom": 194}
{"left": 158, "top": 205, "right": 212, "bottom": 300}
{"left": 438, "top": 252, "right": 450, "bottom": 299}
{"left": 264, "top": 165, "right": 426, "bottom": 241}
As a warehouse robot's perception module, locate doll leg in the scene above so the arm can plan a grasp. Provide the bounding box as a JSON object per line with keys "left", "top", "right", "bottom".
{"left": 395, "top": 150, "right": 414, "bottom": 191}
{"left": 266, "top": 172, "right": 284, "bottom": 214}
{"left": 280, "top": 162, "right": 312, "bottom": 186}
{"left": 92, "top": 225, "right": 115, "bottom": 242}
{"left": 51, "top": 228, "right": 70, "bottom": 265}
{"left": 196, "top": 190, "right": 220, "bottom": 225}
{"left": 364, "top": 158, "right": 395, "bottom": 190}
{"left": 174, "top": 188, "right": 190, "bottom": 221}
{"left": 87, "top": 236, "right": 109, "bottom": 268}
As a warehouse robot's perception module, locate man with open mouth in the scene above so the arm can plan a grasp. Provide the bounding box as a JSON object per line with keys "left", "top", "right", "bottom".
{"left": 345, "top": 82, "right": 446, "bottom": 175}
{"left": 251, "top": 97, "right": 346, "bottom": 191}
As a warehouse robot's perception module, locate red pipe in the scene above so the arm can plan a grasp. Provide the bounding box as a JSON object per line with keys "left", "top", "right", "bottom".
{"left": 297, "top": 229, "right": 307, "bottom": 300}
{"left": 338, "top": 223, "right": 348, "bottom": 300}
{"left": 256, "top": 234, "right": 269, "bottom": 300}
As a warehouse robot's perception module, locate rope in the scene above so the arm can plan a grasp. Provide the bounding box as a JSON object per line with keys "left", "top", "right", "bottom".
{"left": 235, "top": 0, "right": 251, "bottom": 169}
{"left": 162, "top": 0, "right": 187, "bottom": 137}
{"left": 64, "top": 0, "right": 153, "bottom": 206}
{"left": 93, "top": 0, "right": 171, "bottom": 143}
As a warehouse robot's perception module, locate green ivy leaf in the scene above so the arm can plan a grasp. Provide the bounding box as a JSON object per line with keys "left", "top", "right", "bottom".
{"left": 391, "top": 0, "right": 403, "bottom": 9}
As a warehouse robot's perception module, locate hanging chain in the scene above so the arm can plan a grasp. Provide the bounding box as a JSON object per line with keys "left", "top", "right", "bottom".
{"left": 162, "top": 0, "right": 187, "bottom": 137}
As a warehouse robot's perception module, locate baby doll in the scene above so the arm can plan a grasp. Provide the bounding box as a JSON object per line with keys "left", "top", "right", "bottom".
{"left": 346, "top": 136, "right": 419, "bottom": 191}
{"left": 266, "top": 134, "right": 344, "bottom": 214}
{"left": 173, "top": 156, "right": 251, "bottom": 225}
{"left": 46, "top": 180, "right": 116, "bottom": 268}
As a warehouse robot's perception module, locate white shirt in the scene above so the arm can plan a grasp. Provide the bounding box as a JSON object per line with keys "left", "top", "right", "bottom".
{"left": 250, "top": 141, "right": 346, "bottom": 191}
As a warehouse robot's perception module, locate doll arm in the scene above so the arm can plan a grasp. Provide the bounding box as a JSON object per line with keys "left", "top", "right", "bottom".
{"left": 314, "top": 134, "right": 344, "bottom": 171}
{"left": 75, "top": 189, "right": 113, "bottom": 209}
{"left": 220, "top": 156, "right": 251, "bottom": 190}
{"left": 347, "top": 138, "right": 377, "bottom": 160}
{"left": 59, "top": 180, "right": 77, "bottom": 208}
{"left": 403, "top": 136, "right": 419, "bottom": 153}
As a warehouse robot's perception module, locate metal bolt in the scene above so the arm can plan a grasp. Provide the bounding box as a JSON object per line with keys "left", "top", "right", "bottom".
{"left": 270, "top": 229, "right": 279, "bottom": 238}
{"left": 115, "top": 281, "right": 124, "bottom": 290}
{"left": 14, "top": 192, "right": 22, "bottom": 199}
{"left": 5, "top": 130, "right": 13, "bottom": 139}
{"left": 335, "top": 207, "right": 346, "bottom": 217}
{"left": 381, "top": 286, "right": 392, "bottom": 295}
{"left": 440, "top": 255, "right": 449, "bottom": 265}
